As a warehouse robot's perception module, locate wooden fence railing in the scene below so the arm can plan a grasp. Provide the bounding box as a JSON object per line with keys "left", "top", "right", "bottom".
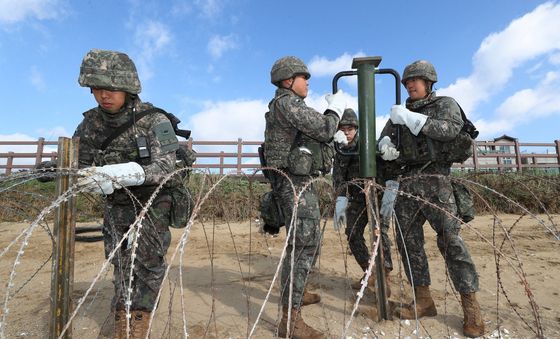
{"left": 1, "top": 138, "right": 559, "bottom": 175}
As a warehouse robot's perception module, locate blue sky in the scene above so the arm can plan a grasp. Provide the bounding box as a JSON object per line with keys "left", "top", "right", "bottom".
{"left": 1, "top": 0, "right": 559, "bottom": 156}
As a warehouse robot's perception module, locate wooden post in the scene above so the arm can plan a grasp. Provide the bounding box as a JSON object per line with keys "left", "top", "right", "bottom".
{"left": 237, "top": 138, "right": 243, "bottom": 175}
{"left": 6, "top": 152, "right": 14, "bottom": 175}
{"left": 497, "top": 154, "right": 502, "bottom": 173}
{"left": 472, "top": 141, "right": 479, "bottom": 171}
{"left": 219, "top": 151, "right": 224, "bottom": 175}
{"left": 514, "top": 139, "right": 522, "bottom": 172}
{"left": 555, "top": 140, "right": 560, "bottom": 171}
{"left": 35, "top": 137, "right": 45, "bottom": 166}
{"left": 49, "top": 137, "right": 78, "bottom": 339}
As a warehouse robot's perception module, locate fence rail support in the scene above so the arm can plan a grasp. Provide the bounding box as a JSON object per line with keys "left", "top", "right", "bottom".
{"left": 49, "top": 137, "right": 79, "bottom": 339}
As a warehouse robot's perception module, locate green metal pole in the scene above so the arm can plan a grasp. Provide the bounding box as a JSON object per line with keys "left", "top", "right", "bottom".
{"left": 351, "top": 56, "right": 391, "bottom": 321}
{"left": 352, "top": 57, "right": 381, "bottom": 179}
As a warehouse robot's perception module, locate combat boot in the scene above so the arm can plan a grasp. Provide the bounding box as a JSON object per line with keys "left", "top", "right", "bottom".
{"left": 277, "top": 307, "right": 325, "bottom": 339}
{"left": 113, "top": 309, "right": 128, "bottom": 339}
{"left": 302, "top": 288, "right": 321, "bottom": 306}
{"left": 395, "top": 285, "right": 437, "bottom": 319}
{"left": 461, "top": 293, "right": 485, "bottom": 338}
{"left": 130, "top": 310, "right": 151, "bottom": 338}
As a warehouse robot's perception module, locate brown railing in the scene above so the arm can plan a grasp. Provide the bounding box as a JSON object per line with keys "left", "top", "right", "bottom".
{"left": 453, "top": 140, "right": 560, "bottom": 172}
{"left": 1, "top": 138, "right": 559, "bottom": 175}
{"left": 0, "top": 138, "right": 263, "bottom": 176}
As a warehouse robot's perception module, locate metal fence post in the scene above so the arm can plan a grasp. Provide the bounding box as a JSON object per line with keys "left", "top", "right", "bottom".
{"left": 49, "top": 137, "right": 79, "bottom": 339}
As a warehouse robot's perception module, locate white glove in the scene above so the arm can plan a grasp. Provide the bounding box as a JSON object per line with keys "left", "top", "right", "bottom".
{"left": 333, "top": 130, "right": 348, "bottom": 145}
{"left": 378, "top": 136, "right": 400, "bottom": 161}
{"left": 380, "top": 180, "right": 399, "bottom": 221}
{"left": 325, "top": 90, "right": 348, "bottom": 118}
{"left": 77, "top": 162, "right": 145, "bottom": 195}
{"left": 333, "top": 196, "right": 348, "bottom": 231}
{"left": 390, "top": 105, "right": 428, "bottom": 136}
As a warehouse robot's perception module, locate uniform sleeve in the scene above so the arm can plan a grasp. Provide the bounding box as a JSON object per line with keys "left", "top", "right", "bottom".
{"left": 277, "top": 95, "right": 339, "bottom": 142}
{"left": 141, "top": 114, "right": 178, "bottom": 185}
{"left": 73, "top": 121, "right": 95, "bottom": 169}
{"left": 421, "top": 97, "right": 464, "bottom": 141}
{"left": 332, "top": 154, "right": 348, "bottom": 197}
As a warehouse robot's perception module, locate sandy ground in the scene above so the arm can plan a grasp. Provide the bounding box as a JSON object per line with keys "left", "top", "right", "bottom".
{"left": 1, "top": 214, "right": 559, "bottom": 338}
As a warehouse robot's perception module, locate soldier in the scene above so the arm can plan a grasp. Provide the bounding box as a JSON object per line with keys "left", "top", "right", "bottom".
{"left": 379, "top": 60, "right": 484, "bottom": 338}
{"left": 75, "top": 49, "right": 181, "bottom": 338}
{"left": 332, "top": 108, "right": 393, "bottom": 294}
{"left": 265, "top": 56, "right": 347, "bottom": 338}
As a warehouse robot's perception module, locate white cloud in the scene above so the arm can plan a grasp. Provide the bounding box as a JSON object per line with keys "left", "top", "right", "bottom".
{"left": 496, "top": 71, "right": 560, "bottom": 120}
{"left": 133, "top": 21, "right": 172, "bottom": 80}
{"left": 0, "top": 0, "right": 63, "bottom": 25}
{"left": 439, "top": 2, "right": 560, "bottom": 116}
{"left": 207, "top": 34, "right": 238, "bottom": 59}
{"left": 308, "top": 52, "right": 366, "bottom": 88}
{"left": 468, "top": 70, "right": 560, "bottom": 139}
{"left": 187, "top": 99, "right": 268, "bottom": 142}
{"left": 186, "top": 99, "right": 267, "bottom": 173}
{"left": 308, "top": 52, "right": 365, "bottom": 77}
{"left": 470, "top": 117, "right": 515, "bottom": 140}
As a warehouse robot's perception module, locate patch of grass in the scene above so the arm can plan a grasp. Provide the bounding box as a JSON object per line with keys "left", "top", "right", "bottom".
{"left": 453, "top": 172, "right": 560, "bottom": 214}
{"left": 2, "top": 172, "right": 558, "bottom": 223}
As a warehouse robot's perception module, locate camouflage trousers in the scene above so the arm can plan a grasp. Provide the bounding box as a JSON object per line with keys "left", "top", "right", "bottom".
{"left": 345, "top": 199, "right": 393, "bottom": 271}
{"left": 394, "top": 175, "right": 479, "bottom": 294}
{"left": 103, "top": 192, "right": 172, "bottom": 311}
{"left": 270, "top": 172, "right": 321, "bottom": 309}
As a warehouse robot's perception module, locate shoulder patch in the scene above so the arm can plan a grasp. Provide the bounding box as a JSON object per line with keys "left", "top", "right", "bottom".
{"left": 153, "top": 120, "right": 178, "bottom": 153}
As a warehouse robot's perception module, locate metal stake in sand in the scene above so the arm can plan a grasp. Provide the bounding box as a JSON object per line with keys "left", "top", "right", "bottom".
{"left": 49, "top": 137, "right": 78, "bottom": 339}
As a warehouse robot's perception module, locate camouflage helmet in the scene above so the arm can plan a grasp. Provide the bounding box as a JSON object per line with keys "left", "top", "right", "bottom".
{"left": 401, "top": 60, "right": 437, "bottom": 85}
{"left": 270, "top": 56, "right": 310, "bottom": 85}
{"left": 78, "top": 49, "right": 141, "bottom": 94}
{"left": 339, "top": 108, "right": 358, "bottom": 128}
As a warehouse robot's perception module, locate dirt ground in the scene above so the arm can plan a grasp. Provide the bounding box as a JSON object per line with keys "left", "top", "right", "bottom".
{"left": 1, "top": 214, "right": 559, "bottom": 338}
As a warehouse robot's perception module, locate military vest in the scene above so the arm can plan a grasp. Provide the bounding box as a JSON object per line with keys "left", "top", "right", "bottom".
{"left": 384, "top": 96, "right": 474, "bottom": 166}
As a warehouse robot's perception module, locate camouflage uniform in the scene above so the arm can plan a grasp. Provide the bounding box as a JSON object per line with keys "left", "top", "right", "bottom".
{"left": 380, "top": 92, "right": 479, "bottom": 294}
{"left": 333, "top": 138, "right": 393, "bottom": 272}
{"left": 265, "top": 86, "right": 339, "bottom": 308}
{"left": 75, "top": 49, "right": 179, "bottom": 312}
